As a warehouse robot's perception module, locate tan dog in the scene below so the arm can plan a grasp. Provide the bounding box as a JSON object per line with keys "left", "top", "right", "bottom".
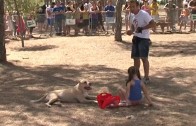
{"left": 31, "top": 80, "right": 97, "bottom": 107}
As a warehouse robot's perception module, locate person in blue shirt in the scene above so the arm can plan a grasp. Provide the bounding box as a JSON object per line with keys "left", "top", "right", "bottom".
{"left": 104, "top": 0, "right": 115, "bottom": 34}
{"left": 53, "top": 1, "right": 65, "bottom": 35}
{"left": 118, "top": 66, "right": 153, "bottom": 106}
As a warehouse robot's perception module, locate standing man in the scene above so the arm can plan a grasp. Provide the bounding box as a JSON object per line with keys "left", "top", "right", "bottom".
{"left": 104, "top": 0, "right": 115, "bottom": 34}
{"left": 46, "top": 2, "right": 55, "bottom": 36}
{"left": 127, "top": 0, "right": 156, "bottom": 84}
{"left": 188, "top": 0, "right": 196, "bottom": 32}
{"left": 53, "top": 1, "right": 65, "bottom": 36}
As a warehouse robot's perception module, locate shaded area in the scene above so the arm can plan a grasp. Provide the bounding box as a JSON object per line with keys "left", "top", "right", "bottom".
{"left": 13, "top": 45, "right": 58, "bottom": 51}
{"left": 0, "top": 62, "right": 195, "bottom": 126}
{"left": 150, "top": 40, "right": 196, "bottom": 57}
{"left": 117, "top": 38, "right": 196, "bottom": 57}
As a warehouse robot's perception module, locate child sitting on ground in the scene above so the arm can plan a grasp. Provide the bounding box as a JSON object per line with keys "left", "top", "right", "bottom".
{"left": 118, "top": 66, "right": 153, "bottom": 106}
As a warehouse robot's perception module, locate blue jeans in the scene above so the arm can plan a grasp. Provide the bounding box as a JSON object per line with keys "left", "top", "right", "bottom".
{"left": 55, "top": 18, "right": 63, "bottom": 34}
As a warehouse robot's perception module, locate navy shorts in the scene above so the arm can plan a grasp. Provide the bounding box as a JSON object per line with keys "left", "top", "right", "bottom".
{"left": 131, "top": 36, "right": 150, "bottom": 58}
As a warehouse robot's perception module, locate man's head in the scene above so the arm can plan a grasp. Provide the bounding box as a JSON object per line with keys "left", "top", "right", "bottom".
{"left": 129, "top": 0, "right": 140, "bottom": 14}
{"left": 107, "top": 0, "right": 113, "bottom": 5}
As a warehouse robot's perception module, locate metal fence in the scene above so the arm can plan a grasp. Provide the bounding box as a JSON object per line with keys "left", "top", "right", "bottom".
{"left": 4, "top": 9, "right": 196, "bottom": 40}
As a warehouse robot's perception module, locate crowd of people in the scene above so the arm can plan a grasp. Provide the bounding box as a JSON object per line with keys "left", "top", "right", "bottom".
{"left": 4, "top": 0, "right": 196, "bottom": 39}
{"left": 4, "top": 0, "right": 116, "bottom": 38}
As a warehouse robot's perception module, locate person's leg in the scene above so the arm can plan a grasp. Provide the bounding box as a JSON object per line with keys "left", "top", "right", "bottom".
{"left": 141, "top": 58, "right": 149, "bottom": 78}
{"left": 179, "top": 21, "right": 183, "bottom": 31}
{"left": 138, "top": 38, "right": 150, "bottom": 83}
{"left": 125, "top": 17, "right": 128, "bottom": 32}
{"left": 131, "top": 37, "right": 140, "bottom": 69}
{"left": 105, "top": 17, "right": 109, "bottom": 34}
{"left": 54, "top": 18, "right": 59, "bottom": 34}
{"left": 134, "top": 58, "right": 141, "bottom": 70}
{"left": 190, "top": 20, "right": 193, "bottom": 31}
{"left": 59, "top": 19, "right": 63, "bottom": 35}
{"left": 117, "top": 88, "right": 126, "bottom": 101}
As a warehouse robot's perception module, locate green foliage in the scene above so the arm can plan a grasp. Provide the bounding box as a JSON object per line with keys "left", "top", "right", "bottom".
{"left": 5, "top": 0, "right": 44, "bottom": 14}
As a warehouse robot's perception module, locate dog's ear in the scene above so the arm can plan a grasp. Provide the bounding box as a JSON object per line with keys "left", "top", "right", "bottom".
{"left": 79, "top": 79, "right": 87, "bottom": 84}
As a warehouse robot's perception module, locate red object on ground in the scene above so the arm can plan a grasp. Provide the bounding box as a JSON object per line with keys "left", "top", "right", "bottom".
{"left": 97, "top": 93, "right": 121, "bottom": 109}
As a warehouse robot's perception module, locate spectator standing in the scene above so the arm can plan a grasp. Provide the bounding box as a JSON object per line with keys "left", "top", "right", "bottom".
{"left": 150, "top": 0, "right": 159, "bottom": 32}
{"left": 123, "top": 0, "right": 131, "bottom": 33}
{"left": 164, "top": 0, "right": 178, "bottom": 32}
{"left": 179, "top": 4, "right": 190, "bottom": 31}
{"left": 46, "top": 2, "right": 55, "bottom": 36}
{"left": 104, "top": 0, "right": 115, "bottom": 34}
{"left": 81, "top": 5, "right": 90, "bottom": 35}
{"left": 65, "top": 1, "right": 75, "bottom": 35}
{"left": 53, "top": 1, "right": 65, "bottom": 36}
{"left": 188, "top": 0, "right": 196, "bottom": 32}
{"left": 26, "top": 13, "right": 35, "bottom": 38}
{"left": 5, "top": 12, "right": 14, "bottom": 35}
{"left": 36, "top": 4, "right": 46, "bottom": 33}
{"left": 90, "top": 1, "right": 99, "bottom": 34}
{"left": 97, "top": 0, "right": 106, "bottom": 32}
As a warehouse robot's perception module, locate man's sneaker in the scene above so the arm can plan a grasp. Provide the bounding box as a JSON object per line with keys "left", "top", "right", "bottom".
{"left": 143, "top": 77, "right": 150, "bottom": 84}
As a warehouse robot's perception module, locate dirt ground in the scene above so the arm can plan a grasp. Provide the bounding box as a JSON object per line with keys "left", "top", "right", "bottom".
{"left": 0, "top": 31, "right": 196, "bottom": 126}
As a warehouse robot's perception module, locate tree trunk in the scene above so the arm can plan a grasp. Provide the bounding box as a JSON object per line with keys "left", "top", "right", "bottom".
{"left": 114, "top": 0, "right": 123, "bottom": 42}
{"left": 0, "top": 0, "right": 7, "bottom": 62}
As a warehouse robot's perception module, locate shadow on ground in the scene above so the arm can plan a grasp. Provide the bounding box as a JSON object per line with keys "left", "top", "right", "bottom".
{"left": 117, "top": 39, "right": 196, "bottom": 57}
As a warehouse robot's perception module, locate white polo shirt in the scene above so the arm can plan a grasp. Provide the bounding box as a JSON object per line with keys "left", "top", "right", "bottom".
{"left": 132, "top": 10, "right": 152, "bottom": 39}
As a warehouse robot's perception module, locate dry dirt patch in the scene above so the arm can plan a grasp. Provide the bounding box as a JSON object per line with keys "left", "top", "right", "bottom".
{"left": 0, "top": 33, "right": 196, "bottom": 126}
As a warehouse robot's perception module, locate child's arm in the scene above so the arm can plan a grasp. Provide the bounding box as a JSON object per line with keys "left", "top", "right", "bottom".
{"left": 125, "top": 81, "right": 132, "bottom": 102}
{"left": 141, "top": 82, "right": 153, "bottom": 106}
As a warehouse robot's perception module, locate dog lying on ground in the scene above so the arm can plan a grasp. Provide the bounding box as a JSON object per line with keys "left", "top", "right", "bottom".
{"left": 31, "top": 80, "right": 97, "bottom": 107}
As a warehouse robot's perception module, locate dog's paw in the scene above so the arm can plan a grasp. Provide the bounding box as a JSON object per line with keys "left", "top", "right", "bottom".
{"left": 30, "top": 100, "right": 36, "bottom": 103}
{"left": 45, "top": 103, "right": 52, "bottom": 108}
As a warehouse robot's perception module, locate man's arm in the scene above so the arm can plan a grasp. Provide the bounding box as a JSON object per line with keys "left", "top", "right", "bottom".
{"left": 142, "top": 19, "right": 156, "bottom": 30}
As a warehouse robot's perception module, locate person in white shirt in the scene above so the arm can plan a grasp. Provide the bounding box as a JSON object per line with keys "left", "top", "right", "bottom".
{"left": 45, "top": 2, "right": 55, "bottom": 35}
{"left": 127, "top": 0, "right": 156, "bottom": 84}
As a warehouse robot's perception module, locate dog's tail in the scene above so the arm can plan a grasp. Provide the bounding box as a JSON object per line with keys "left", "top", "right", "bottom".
{"left": 30, "top": 94, "right": 47, "bottom": 103}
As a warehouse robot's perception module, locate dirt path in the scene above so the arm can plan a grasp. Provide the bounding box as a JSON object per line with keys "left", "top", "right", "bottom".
{"left": 0, "top": 33, "right": 196, "bottom": 126}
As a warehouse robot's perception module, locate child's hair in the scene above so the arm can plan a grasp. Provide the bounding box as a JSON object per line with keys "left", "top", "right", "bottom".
{"left": 126, "top": 66, "right": 141, "bottom": 85}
